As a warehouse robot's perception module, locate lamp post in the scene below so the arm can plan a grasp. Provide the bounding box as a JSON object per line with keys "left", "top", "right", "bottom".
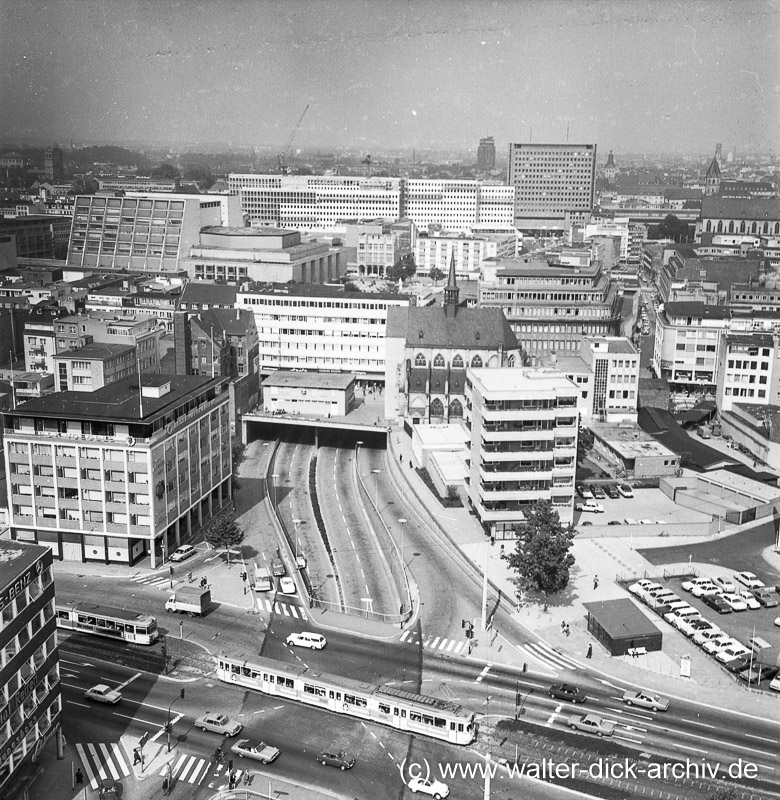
{"left": 372, "top": 469, "right": 382, "bottom": 509}
{"left": 293, "top": 518, "right": 303, "bottom": 560}
{"left": 166, "top": 689, "right": 185, "bottom": 753}
{"left": 271, "top": 473, "right": 279, "bottom": 510}
{"left": 398, "top": 518, "right": 407, "bottom": 568}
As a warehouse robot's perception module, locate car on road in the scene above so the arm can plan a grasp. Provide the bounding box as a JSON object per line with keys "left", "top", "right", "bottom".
{"left": 231, "top": 739, "right": 281, "bottom": 764}
{"left": 279, "top": 576, "right": 296, "bottom": 594}
{"left": 285, "top": 631, "right": 327, "bottom": 650}
{"left": 295, "top": 554, "right": 307, "bottom": 570}
{"left": 577, "top": 485, "right": 594, "bottom": 499}
{"left": 567, "top": 713, "right": 615, "bottom": 737}
{"left": 712, "top": 576, "right": 737, "bottom": 594}
{"left": 622, "top": 690, "right": 669, "bottom": 711}
{"left": 616, "top": 484, "right": 634, "bottom": 498}
{"left": 703, "top": 593, "right": 733, "bottom": 614}
{"left": 408, "top": 776, "right": 450, "bottom": 798}
{"left": 548, "top": 683, "right": 586, "bottom": 703}
{"left": 734, "top": 590, "right": 761, "bottom": 610}
{"left": 702, "top": 633, "right": 735, "bottom": 654}
{"left": 628, "top": 580, "right": 662, "bottom": 601}
{"left": 718, "top": 592, "right": 749, "bottom": 612}
{"left": 608, "top": 520, "right": 622, "bottom": 526}
{"left": 194, "top": 713, "right": 243, "bottom": 737}
{"left": 716, "top": 643, "right": 751, "bottom": 664}
{"left": 170, "top": 544, "right": 197, "bottom": 562}
{"left": 84, "top": 684, "right": 122, "bottom": 705}
{"left": 590, "top": 485, "right": 606, "bottom": 499}
{"left": 576, "top": 501, "right": 604, "bottom": 513}
{"left": 604, "top": 484, "right": 620, "bottom": 499}
{"left": 317, "top": 749, "right": 355, "bottom": 770}
{"left": 751, "top": 588, "right": 779, "bottom": 608}
{"left": 735, "top": 571, "right": 765, "bottom": 590}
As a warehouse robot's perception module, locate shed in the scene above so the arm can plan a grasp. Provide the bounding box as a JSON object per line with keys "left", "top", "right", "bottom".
{"left": 584, "top": 599, "right": 663, "bottom": 656}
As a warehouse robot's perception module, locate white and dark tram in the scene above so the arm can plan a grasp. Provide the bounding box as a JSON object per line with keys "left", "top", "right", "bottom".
{"left": 217, "top": 653, "right": 476, "bottom": 745}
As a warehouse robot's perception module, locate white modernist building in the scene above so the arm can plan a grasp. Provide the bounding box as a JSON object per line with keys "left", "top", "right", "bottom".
{"left": 415, "top": 230, "right": 517, "bottom": 281}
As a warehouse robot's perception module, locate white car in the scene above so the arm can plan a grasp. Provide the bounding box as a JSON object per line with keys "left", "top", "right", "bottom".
{"left": 690, "top": 581, "right": 719, "bottom": 598}
{"left": 622, "top": 690, "right": 670, "bottom": 711}
{"left": 628, "top": 580, "right": 662, "bottom": 601}
{"left": 735, "top": 590, "right": 761, "bottom": 610}
{"left": 84, "top": 684, "right": 122, "bottom": 704}
{"left": 677, "top": 617, "right": 716, "bottom": 638}
{"left": 702, "top": 633, "right": 735, "bottom": 654}
{"left": 770, "top": 674, "right": 780, "bottom": 692}
{"left": 774, "top": 616, "right": 780, "bottom": 627}
{"left": 577, "top": 501, "right": 604, "bottom": 513}
{"left": 194, "top": 713, "right": 243, "bottom": 737}
{"left": 285, "top": 631, "right": 326, "bottom": 650}
{"left": 693, "top": 627, "right": 726, "bottom": 646}
{"left": 718, "top": 592, "right": 748, "bottom": 612}
{"left": 279, "top": 576, "right": 296, "bottom": 594}
{"left": 734, "top": 571, "right": 765, "bottom": 590}
{"left": 715, "top": 643, "right": 751, "bottom": 664}
{"left": 170, "top": 544, "right": 197, "bottom": 562}
{"left": 408, "top": 776, "right": 450, "bottom": 799}
{"left": 713, "top": 576, "right": 737, "bottom": 594}
{"left": 617, "top": 484, "right": 634, "bottom": 498}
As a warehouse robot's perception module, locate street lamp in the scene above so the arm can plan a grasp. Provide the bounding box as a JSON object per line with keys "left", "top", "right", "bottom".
{"left": 271, "top": 473, "right": 279, "bottom": 509}
{"left": 166, "top": 689, "right": 185, "bottom": 752}
{"left": 372, "top": 469, "right": 382, "bottom": 509}
{"left": 398, "top": 518, "right": 407, "bottom": 568}
{"left": 293, "top": 518, "right": 303, "bottom": 560}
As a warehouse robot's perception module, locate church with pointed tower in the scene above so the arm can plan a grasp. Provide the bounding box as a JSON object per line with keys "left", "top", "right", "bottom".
{"left": 704, "top": 150, "right": 721, "bottom": 196}
{"left": 383, "top": 253, "right": 523, "bottom": 422}
{"left": 604, "top": 151, "right": 618, "bottom": 183}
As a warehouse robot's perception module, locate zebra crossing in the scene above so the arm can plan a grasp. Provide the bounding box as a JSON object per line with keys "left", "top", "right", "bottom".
{"left": 76, "top": 743, "right": 246, "bottom": 790}
{"left": 399, "top": 629, "right": 467, "bottom": 655}
{"left": 130, "top": 572, "right": 170, "bottom": 589}
{"left": 515, "top": 640, "right": 581, "bottom": 671}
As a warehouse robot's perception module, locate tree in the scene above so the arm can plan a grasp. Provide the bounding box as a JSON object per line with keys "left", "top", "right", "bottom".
{"left": 202, "top": 513, "right": 244, "bottom": 552}
{"left": 387, "top": 253, "right": 416, "bottom": 283}
{"left": 648, "top": 214, "right": 692, "bottom": 243}
{"left": 577, "top": 426, "right": 594, "bottom": 465}
{"left": 502, "top": 500, "right": 576, "bottom": 595}
{"left": 152, "top": 163, "right": 179, "bottom": 180}
{"left": 429, "top": 266, "right": 445, "bottom": 286}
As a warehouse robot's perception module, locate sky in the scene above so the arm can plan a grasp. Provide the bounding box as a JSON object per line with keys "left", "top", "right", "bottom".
{"left": 1, "top": 0, "right": 779, "bottom": 155}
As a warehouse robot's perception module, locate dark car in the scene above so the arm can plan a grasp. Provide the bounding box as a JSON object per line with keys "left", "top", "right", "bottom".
{"left": 738, "top": 664, "right": 777, "bottom": 684}
{"left": 548, "top": 683, "right": 586, "bottom": 703}
{"left": 317, "top": 749, "right": 355, "bottom": 770}
{"left": 703, "top": 593, "right": 733, "bottom": 614}
{"left": 682, "top": 618, "right": 716, "bottom": 638}
{"left": 607, "top": 520, "right": 622, "bottom": 526}
{"left": 604, "top": 485, "right": 620, "bottom": 499}
{"left": 752, "top": 589, "right": 779, "bottom": 608}
{"left": 591, "top": 485, "right": 606, "bottom": 500}
{"left": 722, "top": 654, "right": 753, "bottom": 674}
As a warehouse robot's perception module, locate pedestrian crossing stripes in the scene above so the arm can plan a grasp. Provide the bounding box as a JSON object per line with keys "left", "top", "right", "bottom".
{"left": 399, "top": 629, "right": 465, "bottom": 655}
{"left": 165, "top": 752, "right": 245, "bottom": 786}
{"left": 516, "top": 640, "right": 581, "bottom": 671}
{"left": 255, "top": 597, "right": 307, "bottom": 620}
{"left": 130, "top": 573, "right": 170, "bottom": 588}
{"left": 76, "top": 743, "right": 130, "bottom": 790}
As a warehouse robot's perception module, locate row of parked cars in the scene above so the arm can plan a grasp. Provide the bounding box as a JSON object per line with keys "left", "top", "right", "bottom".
{"left": 629, "top": 575, "right": 780, "bottom": 690}
{"left": 576, "top": 483, "right": 634, "bottom": 514}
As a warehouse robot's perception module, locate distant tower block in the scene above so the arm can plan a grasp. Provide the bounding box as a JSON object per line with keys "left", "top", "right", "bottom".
{"left": 477, "top": 136, "right": 496, "bottom": 172}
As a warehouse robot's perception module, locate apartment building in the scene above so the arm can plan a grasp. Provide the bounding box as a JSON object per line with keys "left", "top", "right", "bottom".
{"left": 236, "top": 283, "right": 410, "bottom": 383}
{"left": 0, "top": 216, "right": 72, "bottom": 259}
{"left": 478, "top": 251, "right": 621, "bottom": 355}
{"left": 717, "top": 333, "right": 778, "bottom": 412}
{"left": 507, "top": 143, "right": 597, "bottom": 231}
{"left": 0, "top": 541, "right": 61, "bottom": 800}
{"left": 3, "top": 374, "right": 232, "bottom": 566}
{"left": 465, "top": 367, "right": 579, "bottom": 536}
{"left": 584, "top": 215, "right": 646, "bottom": 263}
{"left": 182, "top": 226, "right": 344, "bottom": 285}
{"left": 52, "top": 342, "right": 138, "bottom": 392}
{"left": 414, "top": 231, "right": 516, "bottom": 281}
{"left": 66, "top": 193, "right": 242, "bottom": 273}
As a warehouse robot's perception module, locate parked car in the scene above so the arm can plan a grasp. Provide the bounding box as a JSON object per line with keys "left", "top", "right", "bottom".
{"left": 170, "top": 544, "right": 197, "bottom": 563}
{"left": 616, "top": 484, "right": 634, "bottom": 498}
{"left": 231, "top": 739, "right": 281, "bottom": 764}
{"left": 775, "top": 616, "right": 780, "bottom": 627}
{"left": 577, "top": 485, "right": 594, "bottom": 499}
{"left": 590, "top": 485, "right": 606, "bottom": 499}
{"left": 716, "top": 643, "right": 751, "bottom": 664}
{"left": 681, "top": 577, "right": 715, "bottom": 595}
{"left": 576, "top": 501, "right": 604, "bottom": 513}
{"left": 628, "top": 580, "right": 661, "bottom": 601}
{"left": 718, "top": 592, "right": 749, "bottom": 612}
{"left": 677, "top": 617, "right": 716, "bottom": 638}
{"left": 690, "top": 581, "right": 720, "bottom": 598}
{"left": 567, "top": 713, "right": 615, "bottom": 737}
{"left": 608, "top": 520, "right": 622, "bottom": 526}
{"left": 604, "top": 484, "right": 620, "bottom": 499}
{"left": 752, "top": 588, "right": 779, "bottom": 608}
{"left": 738, "top": 664, "right": 777, "bottom": 684}
{"left": 722, "top": 654, "right": 754, "bottom": 674}
{"left": 734, "top": 590, "right": 761, "bottom": 610}
{"left": 622, "top": 690, "right": 669, "bottom": 711}
{"left": 195, "top": 713, "right": 243, "bottom": 737}
{"left": 735, "top": 571, "right": 765, "bottom": 590}
{"left": 769, "top": 674, "right": 780, "bottom": 692}
{"left": 702, "top": 633, "right": 736, "bottom": 654}
{"left": 84, "top": 684, "right": 122, "bottom": 705}
{"left": 703, "top": 593, "right": 733, "bottom": 614}
{"left": 317, "top": 749, "right": 355, "bottom": 770}
{"left": 694, "top": 627, "right": 728, "bottom": 646}
{"left": 285, "top": 631, "right": 326, "bottom": 650}
{"left": 407, "top": 776, "right": 450, "bottom": 798}
{"left": 669, "top": 609, "right": 703, "bottom": 630}
{"left": 279, "top": 576, "right": 297, "bottom": 595}
{"left": 548, "top": 683, "right": 586, "bottom": 703}
{"left": 712, "top": 576, "right": 737, "bottom": 594}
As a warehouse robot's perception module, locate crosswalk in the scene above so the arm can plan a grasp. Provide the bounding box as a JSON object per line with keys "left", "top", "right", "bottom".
{"left": 76, "top": 743, "right": 247, "bottom": 790}
{"left": 130, "top": 572, "right": 171, "bottom": 589}
{"left": 399, "top": 629, "right": 581, "bottom": 672}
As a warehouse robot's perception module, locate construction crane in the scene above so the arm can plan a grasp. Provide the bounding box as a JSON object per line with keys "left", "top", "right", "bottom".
{"left": 278, "top": 104, "right": 309, "bottom": 175}
{"left": 362, "top": 154, "right": 372, "bottom": 177}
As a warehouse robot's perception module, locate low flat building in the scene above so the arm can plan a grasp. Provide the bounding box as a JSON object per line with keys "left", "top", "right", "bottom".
{"left": 591, "top": 423, "right": 680, "bottom": 478}
{"left": 584, "top": 599, "right": 662, "bottom": 656}
{"left": 261, "top": 371, "right": 354, "bottom": 417}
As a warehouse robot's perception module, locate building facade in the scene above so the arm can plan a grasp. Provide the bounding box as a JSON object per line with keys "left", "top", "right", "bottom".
{"left": 466, "top": 367, "right": 579, "bottom": 536}
{"left": 3, "top": 374, "right": 232, "bottom": 567}
{"left": 507, "top": 143, "right": 597, "bottom": 231}
{"left": 414, "top": 231, "right": 517, "bottom": 281}
{"left": 717, "top": 333, "right": 778, "bottom": 413}
{"left": 0, "top": 541, "right": 60, "bottom": 800}
{"left": 402, "top": 180, "right": 515, "bottom": 230}
{"left": 477, "top": 137, "right": 496, "bottom": 173}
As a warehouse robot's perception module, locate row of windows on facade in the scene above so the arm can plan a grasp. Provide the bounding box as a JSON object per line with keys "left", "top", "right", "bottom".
{"left": 703, "top": 220, "right": 780, "bottom": 235}
{"left": 11, "top": 483, "right": 150, "bottom": 504}
{"left": 413, "top": 353, "right": 507, "bottom": 369}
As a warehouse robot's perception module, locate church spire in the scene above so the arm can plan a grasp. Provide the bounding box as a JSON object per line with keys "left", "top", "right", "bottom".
{"left": 444, "top": 251, "right": 460, "bottom": 313}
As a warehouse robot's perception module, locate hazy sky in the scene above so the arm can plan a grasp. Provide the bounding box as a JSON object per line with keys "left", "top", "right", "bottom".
{"left": 2, "top": 0, "right": 779, "bottom": 154}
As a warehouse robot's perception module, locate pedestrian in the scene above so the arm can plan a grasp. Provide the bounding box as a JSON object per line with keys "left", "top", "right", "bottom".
{"left": 565, "top": 623, "right": 570, "bottom": 637}
{"left": 586, "top": 644, "right": 593, "bottom": 659}
{"left": 560, "top": 620, "right": 566, "bottom": 633}
{"left": 593, "top": 575, "right": 599, "bottom": 590}
{"left": 75, "top": 768, "right": 84, "bottom": 787}
{"left": 399, "top": 454, "right": 403, "bottom": 463}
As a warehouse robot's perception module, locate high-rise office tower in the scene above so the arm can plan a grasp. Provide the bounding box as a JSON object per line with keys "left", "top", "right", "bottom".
{"left": 507, "top": 143, "right": 596, "bottom": 232}
{"left": 44, "top": 146, "right": 63, "bottom": 181}
{"left": 477, "top": 136, "right": 496, "bottom": 172}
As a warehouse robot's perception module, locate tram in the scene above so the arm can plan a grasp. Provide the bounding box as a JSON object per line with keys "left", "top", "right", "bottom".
{"left": 55, "top": 600, "right": 159, "bottom": 645}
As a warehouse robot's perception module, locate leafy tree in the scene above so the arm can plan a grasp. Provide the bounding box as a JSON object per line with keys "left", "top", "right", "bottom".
{"left": 577, "top": 426, "right": 594, "bottom": 465}
{"left": 648, "top": 214, "right": 692, "bottom": 243}
{"left": 502, "top": 500, "right": 576, "bottom": 595}
{"left": 202, "top": 513, "right": 244, "bottom": 551}
{"left": 152, "top": 163, "right": 179, "bottom": 180}
{"left": 387, "top": 253, "right": 417, "bottom": 283}
{"left": 182, "top": 166, "right": 214, "bottom": 190}
{"left": 429, "top": 266, "right": 445, "bottom": 285}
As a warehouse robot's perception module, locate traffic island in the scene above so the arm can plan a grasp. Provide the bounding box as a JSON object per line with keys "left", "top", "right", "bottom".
{"left": 121, "top": 734, "right": 177, "bottom": 783}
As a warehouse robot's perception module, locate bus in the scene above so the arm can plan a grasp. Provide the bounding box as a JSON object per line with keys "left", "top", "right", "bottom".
{"left": 55, "top": 600, "right": 159, "bottom": 645}
{"left": 217, "top": 653, "right": 476, "bottom": 746}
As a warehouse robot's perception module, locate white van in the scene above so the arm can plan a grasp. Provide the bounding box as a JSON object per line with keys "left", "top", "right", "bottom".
{"left": 254, "top": 564, "right": 273, "bottom": 592}
{"left": 748, "top": 636, "right": 771, "bottom": 653}
{"left": 286, "top": 632, "right": 326, "bottom": 650}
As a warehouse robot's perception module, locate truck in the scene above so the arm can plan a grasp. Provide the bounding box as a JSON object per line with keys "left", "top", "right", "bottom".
{"left": 165, "top": 586, "right": 211, "bottom": 617}
{"left": 254, "top": 564, "right": 273, "bottom": 592}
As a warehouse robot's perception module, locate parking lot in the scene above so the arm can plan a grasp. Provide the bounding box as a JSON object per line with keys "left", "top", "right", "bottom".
{"left": 575, "top": 485, "right": 711, "bottom": 527}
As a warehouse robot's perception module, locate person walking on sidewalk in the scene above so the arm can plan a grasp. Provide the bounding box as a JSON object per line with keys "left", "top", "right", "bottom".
{"left": 586, "top": 644, "right": 593, "bottom": 659}
{"left": 76, "top": 768, "right": 84, "bottom": 787}
{"left": 593, "top": 575, "right": 599, "bottom": 590}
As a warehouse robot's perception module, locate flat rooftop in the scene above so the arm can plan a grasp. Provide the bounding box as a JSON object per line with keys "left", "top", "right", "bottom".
{"left": 0, "top": 540, "right": 49, "bottom": 591}
{"left": 469, "top": 367, "right": 579, "bottom": 396}
{"left": 262, "top": 371, "right": 354, "bottom": 390}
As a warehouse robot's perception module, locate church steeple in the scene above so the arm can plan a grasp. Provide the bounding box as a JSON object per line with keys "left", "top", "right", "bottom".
{"left": 705, "top": 153, "right": 721, "bottom": 196}
{"left": 444, "top": 251, "right": 459, "bottom": 313}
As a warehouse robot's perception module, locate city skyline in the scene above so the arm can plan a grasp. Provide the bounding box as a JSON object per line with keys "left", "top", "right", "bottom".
{"left": 1, "top": 0, "right": 779, "bottom": 155}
